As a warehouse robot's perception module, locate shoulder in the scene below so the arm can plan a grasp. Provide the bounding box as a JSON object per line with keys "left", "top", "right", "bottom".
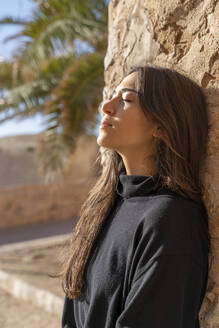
{"left": 141, "top": 193, "right": 202, "bottom": 228}
{"left": 133, "top": 194, "right": 206, "bottom": 256}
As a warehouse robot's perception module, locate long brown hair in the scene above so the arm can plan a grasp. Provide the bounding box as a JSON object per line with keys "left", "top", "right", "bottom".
{"left": 56, "top": 64, "right": 211, "bottom": 300}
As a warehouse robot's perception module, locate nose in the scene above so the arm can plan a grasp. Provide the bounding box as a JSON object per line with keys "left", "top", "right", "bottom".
{"left": 99, "top": 96, "right": 116, "bottom": 116}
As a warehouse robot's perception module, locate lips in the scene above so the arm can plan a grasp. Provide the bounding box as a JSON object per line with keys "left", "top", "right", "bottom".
{"left": 101, "top": 122, "right": 112, "bottom": 127}
{"left": 100, "top": 119, "right": 113, "bottom": 127}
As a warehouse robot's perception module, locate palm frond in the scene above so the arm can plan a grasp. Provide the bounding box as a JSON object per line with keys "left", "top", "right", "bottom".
{"left": 0, "top": 79, "right": 52, "bottom": 121}
{"left": 2, "top": 32, "right": 25, "bottom": 44}
{"left": 0, "top": 0, "right": 108, "bottom": 179}
{"left": 47, "top": 52, "right": 104, "bottom": 137}
{"left": 35, "top": 128, "right": 76, "bottom": 183}
{"left": 0, "top": 54, "right": 76, "bottom": 122}
{"left": 20, "top": 13, "right": 106, "bottom": 65}
{"left": 0, "top": 17, "right": 28, "bottom": 25}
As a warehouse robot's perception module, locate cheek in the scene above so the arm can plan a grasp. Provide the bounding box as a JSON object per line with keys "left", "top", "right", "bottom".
{"left": 126, "top": 109, "right": 154, "bottom": 134}
{"left": 119, "top": 115, "right": 154, "bottom": 146}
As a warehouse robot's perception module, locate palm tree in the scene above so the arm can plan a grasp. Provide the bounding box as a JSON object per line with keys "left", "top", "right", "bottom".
{"left": 0, "top": 0, "right": 108, "bottom": 181}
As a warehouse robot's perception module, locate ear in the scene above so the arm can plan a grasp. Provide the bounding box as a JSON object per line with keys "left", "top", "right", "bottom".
{"left": 152, "top": 125, "right": 161, "bottom": 138}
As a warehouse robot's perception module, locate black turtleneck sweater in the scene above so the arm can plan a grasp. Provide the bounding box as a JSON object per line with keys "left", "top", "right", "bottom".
{"left": 62, "top": 171, "right": 209, "bottom": 328}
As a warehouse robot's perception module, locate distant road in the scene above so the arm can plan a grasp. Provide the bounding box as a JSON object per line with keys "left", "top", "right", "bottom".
{"left": 0, "top": 217, "right": 78, "bottom": 246}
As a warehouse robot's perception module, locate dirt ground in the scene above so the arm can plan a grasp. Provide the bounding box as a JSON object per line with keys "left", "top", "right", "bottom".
{"left": 0, "top": 287, "right": 62, "bottom": 328}
{"left": 0, "top": 239, "right": 69, "bottom": 328}
{"left": 0, "top": 240, "right": 68, "bottom": 298}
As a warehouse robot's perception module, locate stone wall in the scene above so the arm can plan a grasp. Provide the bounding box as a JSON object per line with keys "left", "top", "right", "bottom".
{"left": 104, "top": 0, "right": 219, "bottom": 326}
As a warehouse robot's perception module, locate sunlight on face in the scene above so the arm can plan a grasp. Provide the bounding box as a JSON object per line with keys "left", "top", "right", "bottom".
{"left": 97, "top": 72, "right": 157, "bottom": 158}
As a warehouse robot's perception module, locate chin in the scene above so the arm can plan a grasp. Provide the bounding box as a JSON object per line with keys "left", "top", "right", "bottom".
{"left": 96, "top": 134, "right": 114, "bottom": 149}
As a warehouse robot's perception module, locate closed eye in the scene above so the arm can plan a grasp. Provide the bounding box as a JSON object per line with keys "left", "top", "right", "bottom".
{"left": 122, "top": 99, "right": 132, "bottom": 102}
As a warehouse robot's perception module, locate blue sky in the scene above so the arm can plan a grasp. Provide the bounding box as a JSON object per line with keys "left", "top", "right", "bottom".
{"left": 0, "top": 0, "right": 104, "bottom": 138}
{"left": 0, "top": 0, "right": 47, "bottom": 138}
{"left": 0, "top": 0, "right": 36, "bottom": 60}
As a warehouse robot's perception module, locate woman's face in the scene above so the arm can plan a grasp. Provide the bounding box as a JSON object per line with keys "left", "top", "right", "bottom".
{"left": 97, "top": 72, "right": 157, "bottom": 157}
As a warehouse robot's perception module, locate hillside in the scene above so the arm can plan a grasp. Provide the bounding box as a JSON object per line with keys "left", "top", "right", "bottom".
{"left": 0, "top": 133, "right": 100, "bottom": 229}
{"left": 0, "top": 134, "right": 44, "bottom": 188}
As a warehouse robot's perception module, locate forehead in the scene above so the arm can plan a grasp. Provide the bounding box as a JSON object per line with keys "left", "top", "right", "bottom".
{"left": 114, "top": 72, "right": 138, "bottom": 94}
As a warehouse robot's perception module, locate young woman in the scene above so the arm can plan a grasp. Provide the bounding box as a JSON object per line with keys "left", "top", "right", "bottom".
{"left": 60, "top": 65, "right": 211, "bottom": 328}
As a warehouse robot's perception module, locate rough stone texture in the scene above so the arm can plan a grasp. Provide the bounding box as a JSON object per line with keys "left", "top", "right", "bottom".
{"left": 104, "top": 0, "right": 219, "bottom": 326}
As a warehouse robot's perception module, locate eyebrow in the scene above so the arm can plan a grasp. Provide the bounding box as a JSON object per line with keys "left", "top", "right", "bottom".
{"left": 113, "top": 87, "right": 139, "bottom": 95}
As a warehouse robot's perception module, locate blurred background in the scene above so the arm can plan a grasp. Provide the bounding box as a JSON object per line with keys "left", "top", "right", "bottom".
{"left": 0, "top": 0, "right": 218, "bottom": 327}
{"left": 0, "top": 1, "right": 109, "bottom": 326}
{"left": 0, "top": 0, "right": 110, "bottom": 238}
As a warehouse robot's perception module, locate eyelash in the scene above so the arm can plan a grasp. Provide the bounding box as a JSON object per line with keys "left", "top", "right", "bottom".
{"left": 122, "top": 99, "right": 132, "bottom": 103}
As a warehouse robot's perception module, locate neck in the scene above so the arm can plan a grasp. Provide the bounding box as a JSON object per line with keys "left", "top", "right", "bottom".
{"left": 121, "top": 153, "right": 158, "bottom": 176}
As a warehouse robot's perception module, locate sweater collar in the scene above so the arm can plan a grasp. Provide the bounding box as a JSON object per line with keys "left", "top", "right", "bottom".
{"left": 116, "top": 170, "right": 164, "bottom": 199}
